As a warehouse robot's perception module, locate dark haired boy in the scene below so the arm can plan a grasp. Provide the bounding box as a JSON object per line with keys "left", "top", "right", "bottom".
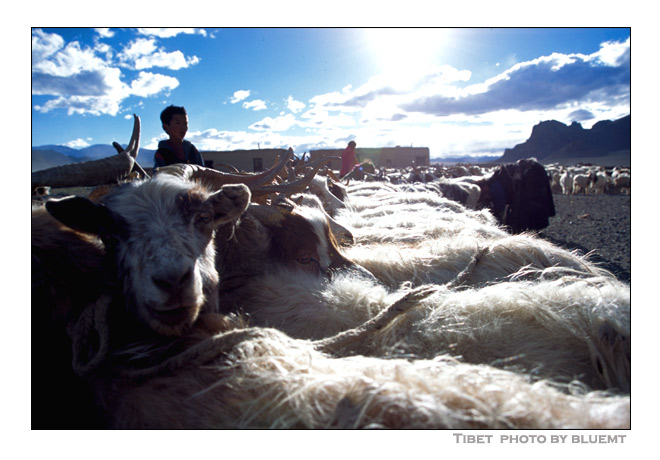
{"left": 153, "top": 105, "right": 205, "bottom": 168}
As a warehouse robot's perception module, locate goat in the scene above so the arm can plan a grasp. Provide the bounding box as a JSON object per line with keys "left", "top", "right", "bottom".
{"left": 45, "top": 175, "right": 252, "bottom": 337}
{"left": 35, "top": 168, "right": 365, "bottom": 427}
{"left": 590, "top": 172, "right": 610, "bottom": 194}
{"left": 572, "top": 173, "right": 592, "bottom": 195}
{"left": 560, "top": 169, "right": 573, "bottom": 195}
{"left": 33, "top": 117, "right": 378, "bottom": 416}
{"left": 433, "top": 178, "right": 482, "bottom": 209}
{"left": 32, "top": 119, "right": 262, "bottom": 426}
{"left": 613, "top": 173, "right": 631, "bottom": 194}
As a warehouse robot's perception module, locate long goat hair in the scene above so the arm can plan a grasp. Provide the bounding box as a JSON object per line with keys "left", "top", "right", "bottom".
{"left": 34, "top": 154, "right": 630, "bottom": 428}
{"left": 97, "top": 179, "right": 630, "bottom": 429}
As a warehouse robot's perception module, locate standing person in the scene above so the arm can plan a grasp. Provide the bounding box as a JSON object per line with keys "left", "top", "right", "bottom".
{"left": 340, "top": 140, "right": 358, "bottom": 178}
{"left": 153, "top": 105, "right": 205, "bottom": 168}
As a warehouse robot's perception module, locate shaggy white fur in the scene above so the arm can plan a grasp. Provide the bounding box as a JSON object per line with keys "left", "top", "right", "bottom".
{"left": 37, "top": 174, "right": 631, "bottom": 429}
{"left": 107, "top": 325, "right": 629, "bottom": 429}
{"left": 231, "top": 181, "right": 630, "bottom": 392}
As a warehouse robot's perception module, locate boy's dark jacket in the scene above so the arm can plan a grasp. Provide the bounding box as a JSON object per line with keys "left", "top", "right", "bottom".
{"left": 153, "top": 140, "right": 205, "bottom": 168}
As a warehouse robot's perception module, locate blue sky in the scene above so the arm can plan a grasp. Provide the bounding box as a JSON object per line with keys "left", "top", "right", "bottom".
{"left": 31, "top": 27, "right": 630, "bottom": 161}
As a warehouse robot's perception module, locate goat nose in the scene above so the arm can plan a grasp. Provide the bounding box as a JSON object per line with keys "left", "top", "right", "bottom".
{"left": 152, "top": 266, "right": 193, "bottom": 292}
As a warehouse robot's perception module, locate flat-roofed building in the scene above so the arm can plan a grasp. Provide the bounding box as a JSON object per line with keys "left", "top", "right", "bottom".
{"left": 201, "top": 148, "right": 289, "bottom": 172}
{"left": 199, "top": 146, "right": 430, "bottom": 173}
{"left": 309, "top": 147, "right": 430, "bottom": 170}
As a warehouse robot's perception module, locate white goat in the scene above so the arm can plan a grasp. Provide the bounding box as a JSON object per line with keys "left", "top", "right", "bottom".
{"left": 560, "top": 170, "right": 573, "bottom": 195}
{"left": 572, "top": 173, "right": 592, "bottom": 195}
{"left": 613, "top": 173, "right": 631, "bottom": 193}
{"left": 591, "top": 172, "right": 610, "bottom": 194}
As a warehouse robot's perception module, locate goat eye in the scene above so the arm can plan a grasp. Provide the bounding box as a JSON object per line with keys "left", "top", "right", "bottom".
{"left": 198, "top": 212, "right": 212, "bottom": 223}
{"left": 297, "top": 256, "right": 312, "bottom": 264}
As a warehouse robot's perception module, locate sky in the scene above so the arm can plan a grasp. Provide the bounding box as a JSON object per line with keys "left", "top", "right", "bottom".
{"left": 31, "top": 27, "right": 630, "bottom": 162}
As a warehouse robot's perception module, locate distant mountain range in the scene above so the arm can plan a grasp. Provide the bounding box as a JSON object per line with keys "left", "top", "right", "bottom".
{"left": 31, "top": 144, "right": 156, "bottom": 172}
{"left": 498, "top": 115, "right": 630, "bottom": 166}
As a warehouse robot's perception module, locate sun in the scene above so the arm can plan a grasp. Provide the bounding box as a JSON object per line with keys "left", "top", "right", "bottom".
{"left": 364, "top": 28, "right": 450, "bottom": 88}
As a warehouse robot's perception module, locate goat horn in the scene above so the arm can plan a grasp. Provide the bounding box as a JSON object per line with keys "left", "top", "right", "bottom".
{"left": 113, "top": 114, "right": 150, "bottom": 180}
{"left": 304, "top": 155, "right": 341, "bottom": 171}
{"left": 31, "top": 115, "right": 140, "bottom": 191}
{"left": 214, "top": 163, "right": 240, "bottom": 174}
{"left": 252, "top": 156, "right": 337, "bottom": 197}
{"left": 113, "top": 142, "right": 150, "bottom": 180}
{"left": 156, "top": 148, "right": 294, "bottom": 191}
{"left": 326, "top": 168, "right": 341, "bottom": 183}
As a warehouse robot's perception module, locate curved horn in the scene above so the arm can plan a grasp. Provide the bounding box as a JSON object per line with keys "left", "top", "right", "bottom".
{"left": 305, "top": 155, "right": 341, "bottom": 171}
{"left": 156, "top": 148, "right": 294, "bottom": 191}
{"left": 252, "top": 156, "right": 338, "bottom": 197}
{"left": 113, "top": 141, "right": 150, "bottom": 180}
{"left": 112, "top": 114, "right": 149, "bottom": 180}
{"left": 124, "top": 114, "right": 140, "bottom": 160}
{"left": 214, "top": 163, "right": 240, "bottom": 174}
{"left": 326, "top": 168, "right": 340, "bottom": 183}
{"left": 31, "top": 115, "right": 140, "bottom": 191}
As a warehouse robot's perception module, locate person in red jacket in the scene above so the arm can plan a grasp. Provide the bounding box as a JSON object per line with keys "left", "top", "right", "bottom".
{"left": 339, "top": 140, "right": 357, "bottom": 178}
{"left": 153, "top": 105, "right": 205, "bottom": 168}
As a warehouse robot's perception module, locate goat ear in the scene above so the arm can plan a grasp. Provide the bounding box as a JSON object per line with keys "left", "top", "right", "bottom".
{"left": 209, "top": 184, "right": 250, "bottom": 225}
{"left": 45, "top": 196, "right": 117, "bottom": 237}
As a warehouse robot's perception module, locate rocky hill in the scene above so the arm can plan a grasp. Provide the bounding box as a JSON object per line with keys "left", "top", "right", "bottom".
{"left": 499, "top": 115, "right": 630, "bottom": 166}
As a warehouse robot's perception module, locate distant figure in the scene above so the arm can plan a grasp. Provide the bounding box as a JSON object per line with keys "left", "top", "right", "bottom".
{"left": 340, "top": 140, "right": 358, "bottom": 178}
{"left": 153, "top": 105, "right": 205, "bottom": 169}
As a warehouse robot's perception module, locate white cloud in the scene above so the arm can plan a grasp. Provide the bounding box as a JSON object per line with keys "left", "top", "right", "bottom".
{"left": 31, "top": 29, "right": 190, "bottom": 116}
{"left": 243, "top": 99, "right": 267, "bottom": 111}
{"left": 286, "top": 96, "right": 305, "bottom": 113}
{"left": 32, "top": 35, "right": 107, "bottom": 78}
{"left": 34, "top": 94, "right": 123, "bottom": 116}
{"left": 249, "top": 114, "right": 298, "bottom": 131}
{"left": 593, "top": 37, "right": 630, "bottom": 66}
{"left": 129, "top": 71, "right": 179, "bottom": 97}
{"left": 136, "top": 28, "right": 207, "bottom": 38}
{"left": 135, "top": 50, "right": 200, "bottom": 70}
{"left": 400, "top": 40, "right": 630, "bottom": 119}
{"left": 117, "top": 38, "right": 200, "bottom": 71}
{"left": 183, "top": 128, "right": 295, "bottom": 152}
{"left": 64, "top": 137, "right": 92, "bottom": 148}
{"left": 231, "top": 90, "right": 251, "bottom": 103}
{"left": 31, "top": 29, "right": 64, "bottom": 64}
{"left": 118, "top": 38, "right": 157, "bottom": 63}
{"left": 94, "top": 28, "right": 114, "bottom": 39}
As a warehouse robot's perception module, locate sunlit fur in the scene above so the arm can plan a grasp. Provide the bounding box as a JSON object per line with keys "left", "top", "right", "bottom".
{"left": 105, "top": 326, "right": 629, "bottom": 429}
{"left": 36, "top": 173, "right": 630, "bottom": 428}
{"left": 219, "top": 181, "right": 630, "bottom": 392}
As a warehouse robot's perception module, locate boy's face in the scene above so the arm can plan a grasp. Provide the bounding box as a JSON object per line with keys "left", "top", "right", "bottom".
{"left": 164, "top": 113, "right": 188, "bottom": 142}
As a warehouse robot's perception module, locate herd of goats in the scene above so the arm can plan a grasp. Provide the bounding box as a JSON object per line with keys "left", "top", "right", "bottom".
{"left": 31, "top": 115, "right": 630, "bottom": 429}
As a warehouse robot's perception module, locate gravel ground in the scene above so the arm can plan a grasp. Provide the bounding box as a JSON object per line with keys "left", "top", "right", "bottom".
{"left": 537, "top": 193, "right": 631, "bottom": 283}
